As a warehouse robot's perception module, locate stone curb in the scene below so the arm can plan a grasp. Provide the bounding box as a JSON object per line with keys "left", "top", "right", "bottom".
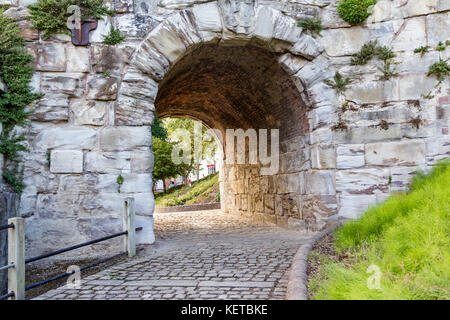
{"left": 285, "top": 221, "right": 344, "bottom": 300}
{"left": 154, "top": 202, "right": 221, "bottom": 213}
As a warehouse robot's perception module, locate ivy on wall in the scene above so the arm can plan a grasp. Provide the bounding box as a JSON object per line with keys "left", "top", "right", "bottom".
{"left": 28, "top": 0, "right": 113, "bottom": 39}
{"left": 0, "top": 10, "right": 41, "bottom": 193}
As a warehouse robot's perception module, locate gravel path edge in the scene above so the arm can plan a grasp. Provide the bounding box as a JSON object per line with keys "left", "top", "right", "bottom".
{"left": 285, "top": 220, "right": 344, "bottom": 300}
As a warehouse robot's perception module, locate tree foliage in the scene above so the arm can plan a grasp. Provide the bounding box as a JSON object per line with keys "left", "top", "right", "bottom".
{"left": 152, "top": 137, "right": 189, "bottom": 191}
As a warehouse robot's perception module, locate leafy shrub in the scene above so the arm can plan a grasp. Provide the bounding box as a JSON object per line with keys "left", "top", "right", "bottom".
{"left": 324, "top": 72, "right": 352, "bottom": 93}
{"left": 337, "top": 0, "right": 377, "bottom": 25}
{"left": 427, "top": 59, "right": 450, "bottom": 83}
{"left": 102, "top": 26, "right": 125, "bottom": 45}
{"left": 28, "top": 0, "right": 113, "bottom": 39}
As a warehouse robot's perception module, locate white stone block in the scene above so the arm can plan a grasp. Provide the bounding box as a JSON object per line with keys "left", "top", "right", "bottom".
{"left": 50, "top": 150, "right": 83, "bottom": 173}
{"left": 336, "top": 168, "right": 390, "bottom": 195}
{"left": 339, "top": 194, "right": 377, "bottom": 219}
{"left": 192, "top": 2, "right": 222, "bottom": 32}
{"left": 366, "top": 140, "right": 426, "bottom": 166}
{"left": 67, "top": 46, "right": 90, "bottom": 73}
{"left": 100, "top": 126, "right": 152, "bottom": 152}
{"left": 34, "top": 127, "right": 97, "bottom": 150}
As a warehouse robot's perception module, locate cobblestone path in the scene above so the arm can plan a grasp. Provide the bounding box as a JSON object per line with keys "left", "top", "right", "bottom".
{"left": 35, "top": 210, "right": 310, "bottom": 300}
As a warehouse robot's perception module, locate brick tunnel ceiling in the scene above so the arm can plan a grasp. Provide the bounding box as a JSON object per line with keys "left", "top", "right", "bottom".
{"left": 155, "top": 45, "right": 309, "bottom": 141}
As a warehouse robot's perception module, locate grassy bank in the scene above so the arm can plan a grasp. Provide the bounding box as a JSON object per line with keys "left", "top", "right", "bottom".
{"left": 155, "top": 173, "right": 219, "bottom": 207}
{"left": 309, "top": 160, "right": 450, "bottom": 300}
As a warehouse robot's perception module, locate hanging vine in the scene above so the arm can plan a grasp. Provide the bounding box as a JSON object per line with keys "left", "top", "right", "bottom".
{"left": 0, "top": 10, "right": 41, "bottom": 193}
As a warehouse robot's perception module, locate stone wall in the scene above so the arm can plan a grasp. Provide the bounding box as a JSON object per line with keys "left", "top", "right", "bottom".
{"left": 0, "top": 0, "right": 448, "bottom": 256}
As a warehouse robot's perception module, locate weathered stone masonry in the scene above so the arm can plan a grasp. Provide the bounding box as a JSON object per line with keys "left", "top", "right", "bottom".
{"left": 0, "top": 0, "right": 448, "bottom": 257}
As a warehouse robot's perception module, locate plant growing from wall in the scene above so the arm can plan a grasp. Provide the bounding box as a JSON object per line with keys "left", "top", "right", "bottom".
{"left": 414, "top": 46, "right": 430, "bottom": 57}
{"left": 151, "top": 115, "right": 168, "bottom": 141}
{"left": 297, "top": 18, "right": 323, "bottom": 37}
{"left": 427, "top": 59, "right": 450, "bottom": 84}
{"left": 351, "top": 40, "right": 399, "bottom": 81}
{"left": 324, "top": 72, "right": 352, "bottom": 93}
{"left": 351, "top": 40, "right": 380, "bottom": 65}
{"left": 46, "top": 150, "right": 51, "bottom": 167}
{"left": 377, "top": 60, "right": 399, "bottom": 81}
{"left": 337, "top": 0, "right": 377, "bottom": 25}
{"left": 102, "top": 26, "right": 125, "bottom": 45}
{"left": 116, "top": 174, "right": 124, "bottom": 193}
{"left": 28, "top": 0, "right": 113, "bottom": 39}
{"left": 0, "top": 11, "right": 41, "bottom": 193}
{"left": 435, "top": 41, "right": 446, "bottom": 52}
{"left": 409, "top": 116, "right": 423, "bottom": 130}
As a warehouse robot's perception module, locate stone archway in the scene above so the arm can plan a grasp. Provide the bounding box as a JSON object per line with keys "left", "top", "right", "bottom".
{"left": 117, "top": 3, "right": 339, "bottom": 243}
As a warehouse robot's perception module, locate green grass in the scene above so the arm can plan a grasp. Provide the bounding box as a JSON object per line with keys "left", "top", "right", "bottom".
{"left": 310, "top": 160, "right": 450, "bottom": 300}
{"left": 155, "top": 173, "right": 219, "bottom": 207}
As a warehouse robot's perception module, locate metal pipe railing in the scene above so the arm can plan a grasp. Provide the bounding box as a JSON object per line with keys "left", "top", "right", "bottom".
{"left": 25, "top": 227, "right": 142, "bottom": 264}
{"left": 1, "top": 197, "right": 140, "bottom": 300}
{"left": 25, "top": 251, "right": 128, "bottom": 291}
{"left": 0, "top": 223, "right": 14, "bottom": 231}
{"left": 0, "top": 292, "right": 14, "bottom": 300}
{"left": 0, "top": 263, "right": 14, "bottom": 272}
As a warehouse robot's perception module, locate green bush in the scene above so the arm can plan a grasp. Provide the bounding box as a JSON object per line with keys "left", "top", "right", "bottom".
{"left": 28, "top": 0, "right": 113, "bottom": 39}
{"left": 310, "top": 160, "right": 450, "bottom": 300}
{"left": 337, "top": 0, "right": 377, "bottom": 25}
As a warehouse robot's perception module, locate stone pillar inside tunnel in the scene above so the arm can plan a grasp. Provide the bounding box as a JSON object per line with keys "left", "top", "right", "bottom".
{"left": 154, "top": 44, "right": 336, "bottom": 231}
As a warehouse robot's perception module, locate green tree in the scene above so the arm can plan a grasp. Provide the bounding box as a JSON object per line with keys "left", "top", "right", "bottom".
{"left": 164, "top": 118, "right": 218, "bottom": 181}
{"left": 152, "top": 137, "right": 188, "bottom": 192}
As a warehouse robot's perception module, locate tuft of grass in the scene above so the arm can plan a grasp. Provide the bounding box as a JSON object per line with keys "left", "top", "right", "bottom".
{"left": 297, "top": 18, "right": 323, "bottom": 37}
{"left": 414, "top": 46, "right": 430, "bottom": 57}
{"left": 377, "top": 60, "right": 399, "bottom": 80}
{"left": 435, "top": 42, "right": 446, "bottom": 52}
{"left": 310, "top": 160, "right": 450, "bottom": 300}
{"left": 102, "top": 26, "right": 125, "bottom": 45}
{"left": 155, "top": 173, "right": 219, "bottom": 207}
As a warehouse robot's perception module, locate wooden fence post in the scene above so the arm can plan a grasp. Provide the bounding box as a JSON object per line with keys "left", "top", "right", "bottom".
{"left": 123, "top": 198, "right": 136, "bottom": 258}
{"left": 8, "top": 217, "right": 25, "bottom": 300}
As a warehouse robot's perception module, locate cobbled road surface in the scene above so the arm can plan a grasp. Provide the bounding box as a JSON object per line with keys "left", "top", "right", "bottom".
{"left": 35, "top": 210, "right": 310, "bottom": 300}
